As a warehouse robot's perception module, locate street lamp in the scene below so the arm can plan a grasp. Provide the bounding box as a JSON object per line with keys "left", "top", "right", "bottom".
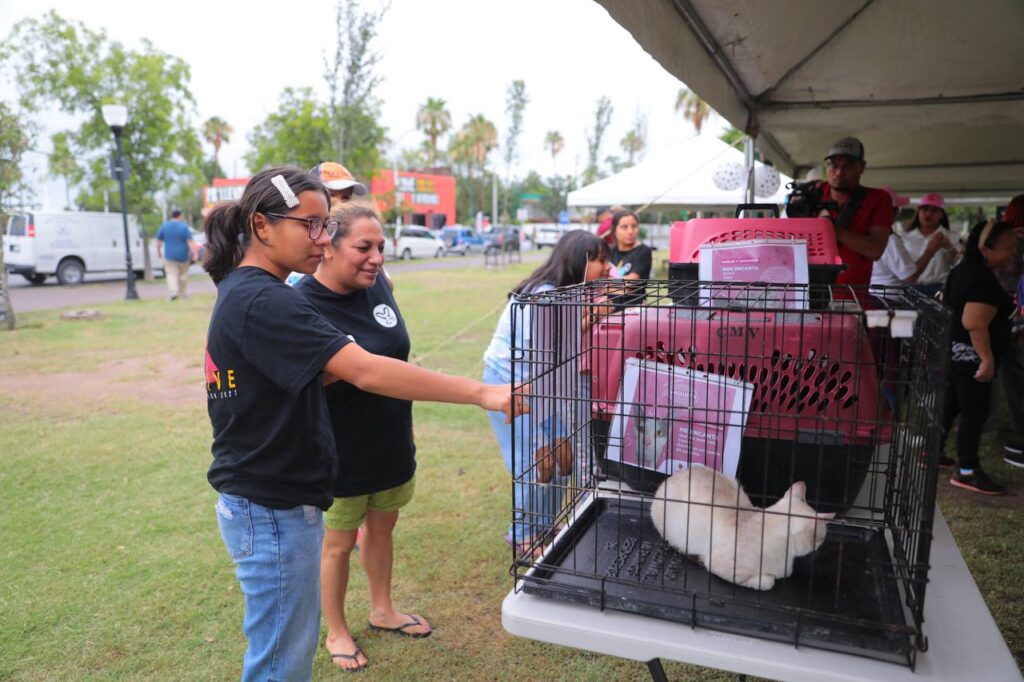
{"left": 102, "top": 103, "right": 139, "bottom": 300}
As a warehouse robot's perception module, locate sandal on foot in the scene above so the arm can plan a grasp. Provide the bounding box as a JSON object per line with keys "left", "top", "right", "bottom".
{"left": 328, "top": 645, "right": 367, "bottom": 673}
{"left": 368, "top": 614, "right": 433, "bottom": 638}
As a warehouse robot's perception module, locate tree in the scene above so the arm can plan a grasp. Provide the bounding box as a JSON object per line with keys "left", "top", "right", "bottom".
{"left": 449, "top": 114, "right": 497, "bottom": 220}
{"left": 502, "top": 80, "right": 528, "bottom": 220}
{"left": 322, "top": 0, "right": 388, "bottom": 183}
{"left": 415, "top": 97, "right": 451, "bottom": 167}
{"left": 620, "top": 113, "right": 648, "bottom": 167}
{"left": 201, "top": 116, "right": 233, "bottom": 163}
{"left": 720, "top": 126, "right": 744, "bottom": 147}
{"left": 246, "top": 88, "right": 335, "bottom": 171}
{"left": 0, "top": 101, "right": 31, "bottom": 330}
{"left": 3, "top": 11, "right": 205, "bottom": 276}
{"left": 48, "top": 131, "right": 79, "bottom": 209}
{"left": 0, "top": 102, "right": 31, "bottom": 211}
{"left": 675, "top": 88, "right": 712, "bottom": 134}
{"left": 544, "top": 130, "right": 565, "bottom": 211}
{"left": 583, "top": 96, "right": 613, "bottom": 185}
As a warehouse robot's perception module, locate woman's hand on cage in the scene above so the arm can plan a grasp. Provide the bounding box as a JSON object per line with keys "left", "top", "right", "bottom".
{"left": 481, "top": 383, "right": 530, "bottom": 423}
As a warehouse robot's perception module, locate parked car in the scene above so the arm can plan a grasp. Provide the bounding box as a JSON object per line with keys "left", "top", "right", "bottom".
{"left": 441, "top": 226, "right": 485, "bottom": 255}
{"left": 534, "top": 225, "right": 566, "bottom": 249}
{"left": 191, "top": 230, "right": 207, "bottom": 264}
{"left": 386, "top": 225, "right": 446, "bottom": 260}
{"left": 481, "top": 226, "right": 521, "bottom": 253}
{"left": 3, "top": 210, "right": 161, "bottom": 285}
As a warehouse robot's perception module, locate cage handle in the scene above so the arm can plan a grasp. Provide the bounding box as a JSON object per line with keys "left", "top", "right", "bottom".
{"left": 734, "top": 203, "right": 780, "bottom": 218}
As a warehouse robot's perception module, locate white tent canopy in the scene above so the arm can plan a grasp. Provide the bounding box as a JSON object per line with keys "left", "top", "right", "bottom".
{"left": 567, "top": 135, "right": 793, "bottom": 211}
{"left": 593, "top": 0, "right": 1024, "bottom": 198}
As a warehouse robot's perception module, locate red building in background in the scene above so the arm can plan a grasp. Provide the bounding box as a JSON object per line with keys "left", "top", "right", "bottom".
{"left": 371, "top": 170, "right": 456, "bottom": 229}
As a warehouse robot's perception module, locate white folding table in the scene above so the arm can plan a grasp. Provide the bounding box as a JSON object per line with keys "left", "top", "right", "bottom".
{"left": 502, "top": 506, "right": 1021, "bottom": 681}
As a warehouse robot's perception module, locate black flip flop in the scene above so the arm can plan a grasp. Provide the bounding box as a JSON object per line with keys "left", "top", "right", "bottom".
{"left": 367, "top": 614, "right": 433, "bottom": 638}
{"left": 328, "top": 645, "right": 368, "bottom": 673}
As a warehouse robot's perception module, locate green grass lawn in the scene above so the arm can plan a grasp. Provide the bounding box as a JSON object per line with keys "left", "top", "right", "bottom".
{"left": 0, "top": 264, "right": 1021, "bottom": 680}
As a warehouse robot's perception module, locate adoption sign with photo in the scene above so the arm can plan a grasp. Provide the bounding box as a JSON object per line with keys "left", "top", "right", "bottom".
{"left": 606, "top": 358, "right": 753, "bottom": 478}
{"left": 698, "top": 238, "right": 810, "bottom": 309}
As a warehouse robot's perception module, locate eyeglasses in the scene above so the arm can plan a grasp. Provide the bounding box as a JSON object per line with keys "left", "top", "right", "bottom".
{"left": 265, "top": 213, "right": 339, "bottom": 241}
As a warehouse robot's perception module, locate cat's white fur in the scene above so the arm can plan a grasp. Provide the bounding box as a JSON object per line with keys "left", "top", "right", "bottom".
{"left": 650, "top": 465, "right": 834, "bottom": 590}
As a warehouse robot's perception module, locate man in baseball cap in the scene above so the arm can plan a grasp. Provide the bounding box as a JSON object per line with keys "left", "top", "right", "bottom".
{"left": 311, "top": 161, "right": 368, "bottom": 207}
{"left": 815, "top": 135, "right": 893, "bottom": 286}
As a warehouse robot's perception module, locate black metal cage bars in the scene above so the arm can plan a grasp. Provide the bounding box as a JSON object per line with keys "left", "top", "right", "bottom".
{"left": 507, "top": 280, "right": 950, "bottom": 668}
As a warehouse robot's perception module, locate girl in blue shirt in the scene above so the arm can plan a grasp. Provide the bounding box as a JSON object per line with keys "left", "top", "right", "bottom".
{"left": 482, "top": 230, "right": 610, "bottom": 556}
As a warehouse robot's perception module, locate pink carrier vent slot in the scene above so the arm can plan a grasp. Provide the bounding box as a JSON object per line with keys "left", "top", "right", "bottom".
{"left": 668, "top": 218, "right": 840, "bottom": 265}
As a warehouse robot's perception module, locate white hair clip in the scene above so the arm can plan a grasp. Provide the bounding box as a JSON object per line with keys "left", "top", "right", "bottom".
{"left": 271, "top": 174, "right": 299, "bottom": 208}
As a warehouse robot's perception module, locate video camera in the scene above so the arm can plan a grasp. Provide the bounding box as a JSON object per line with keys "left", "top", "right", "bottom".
{"left": 785, "top": 180, "right": 839, "bottom": 218}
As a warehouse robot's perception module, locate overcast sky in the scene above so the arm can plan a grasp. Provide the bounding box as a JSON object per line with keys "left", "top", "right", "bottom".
{"left": 1, "top": 0, "right": 725, "bottom": 209}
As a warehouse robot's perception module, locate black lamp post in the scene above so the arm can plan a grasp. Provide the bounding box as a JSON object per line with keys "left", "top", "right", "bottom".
{"left": 102, "top": 103, "right": 139, "bottom": 300}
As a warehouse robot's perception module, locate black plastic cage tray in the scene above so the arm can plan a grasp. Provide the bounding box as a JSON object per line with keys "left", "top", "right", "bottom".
{"left": 520, "top": 496, "right": 914, "bottom": 666}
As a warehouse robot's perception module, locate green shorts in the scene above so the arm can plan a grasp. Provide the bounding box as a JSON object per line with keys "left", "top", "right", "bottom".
{"left": 323, "top": 477, "right": 416, "bottom": 531}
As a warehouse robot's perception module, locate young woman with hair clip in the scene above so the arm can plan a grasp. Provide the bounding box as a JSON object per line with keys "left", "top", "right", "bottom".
{"left": 939, "top": 219, "right": 1018, "bottom": 496}
{"left": 482, "top": 230, "right": 611, "bottom": 555}
{"left": 293, "top": 202, "right": 424, "bottom": 672}
{"left": 204, "top": 167, "right": 521, "bottom": 680}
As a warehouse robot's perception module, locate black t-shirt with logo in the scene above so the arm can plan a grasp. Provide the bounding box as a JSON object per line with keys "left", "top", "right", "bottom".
{"left": 295, "top": 275, "right": 416, "bottom": 497}
{"left": 943, "top": 259, "right": 1015, "bottom": 368}
{"left": 609, "top": 244, "right": 653, "bottom": 305}
{"left": 610, "top": 244, "right": 653, "bottom": 279}
{"left": 206, "top": 266, "right": 350, "bottom": 510}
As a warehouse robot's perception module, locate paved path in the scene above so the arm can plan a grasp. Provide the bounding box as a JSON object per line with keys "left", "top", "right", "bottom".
{"left": 8, "top": 251, "right": 545, "bottom": 313}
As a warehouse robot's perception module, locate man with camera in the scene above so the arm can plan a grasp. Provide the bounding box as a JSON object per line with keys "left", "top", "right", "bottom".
{"left": 793, "top": 137, "right": 893, "bottom": 286}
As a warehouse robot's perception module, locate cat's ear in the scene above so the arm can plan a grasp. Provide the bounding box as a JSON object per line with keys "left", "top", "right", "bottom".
{"left": 787, "top": 481, "right": 807, "bottom": 500}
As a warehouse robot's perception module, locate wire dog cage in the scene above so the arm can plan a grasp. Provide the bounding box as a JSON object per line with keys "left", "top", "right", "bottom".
{"left": 508, "top": 280, "right": 950, "bottom": 668}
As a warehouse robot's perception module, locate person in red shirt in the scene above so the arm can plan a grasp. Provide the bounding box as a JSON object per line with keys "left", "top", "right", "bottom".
{"left": 817, "top": 137, "right": 893, "bottom": 287}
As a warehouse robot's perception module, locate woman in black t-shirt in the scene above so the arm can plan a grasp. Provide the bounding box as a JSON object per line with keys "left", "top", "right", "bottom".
{"left": 295, "top": 204, "right": 427, "bottom": 670}
{"left": 940, "top": 220, "right": 1017, "bottom": 496}
{"left": 608, "top": 209, "right": 652, "bottom": 305}
{"left": 204, "top": 167, "right": 520, "bottom": 680}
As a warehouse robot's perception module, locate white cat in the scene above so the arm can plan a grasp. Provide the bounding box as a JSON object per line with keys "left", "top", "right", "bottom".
{"left": 635, "top": 408, "right": 670, "bottom": 470}
{"left": 650, "top": 465, "right": 834, "bottom": 590}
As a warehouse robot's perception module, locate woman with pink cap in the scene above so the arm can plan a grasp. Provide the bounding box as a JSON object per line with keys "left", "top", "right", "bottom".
{"left": 901, "top": 193, "right": 959, "bottom": 295}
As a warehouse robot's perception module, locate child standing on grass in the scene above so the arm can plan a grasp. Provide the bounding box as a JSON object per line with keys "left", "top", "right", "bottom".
{"left": 203, "top": 166, "right": 521, "bottom": 681}
{"left": 482, "top": 230, "right": 611, "bottom": 556}
{"left": 295, "top": 203, "right": 428, "bottom": 673}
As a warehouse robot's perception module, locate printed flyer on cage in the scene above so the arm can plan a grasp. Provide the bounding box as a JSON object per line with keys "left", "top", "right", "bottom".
{"left": 697, "top": 238, "right": 810, "bottom": 309}
{"left": 606, "top": 358, "right": 754, "bottom": 477}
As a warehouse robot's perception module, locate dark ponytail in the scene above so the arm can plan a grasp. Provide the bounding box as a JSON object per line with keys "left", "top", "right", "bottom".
{"left": 963, "top": 220, "right": 1012, "bottom": 264}
{"left": 203, "top": 166, "right": 330, "bottom": 284}
{"left": 512, "top": 230, "right": 609, "bottom": 296}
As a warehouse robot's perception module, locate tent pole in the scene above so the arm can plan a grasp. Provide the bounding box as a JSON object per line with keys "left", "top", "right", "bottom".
{"left": 744, "top": 136, "right": 756, "bottom": 204}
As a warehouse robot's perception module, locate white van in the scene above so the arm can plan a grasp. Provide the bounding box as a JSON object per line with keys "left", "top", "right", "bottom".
{"left": 4, "top": 211, "right": 160, "bottom": 285}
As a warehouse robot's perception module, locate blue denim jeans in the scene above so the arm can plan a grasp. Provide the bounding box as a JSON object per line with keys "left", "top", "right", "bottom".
{"left": 483, "top": 365, "right": 564, "bottom": 545}
{"left": 216, "top": 493, "right": 324, "bottom": 682}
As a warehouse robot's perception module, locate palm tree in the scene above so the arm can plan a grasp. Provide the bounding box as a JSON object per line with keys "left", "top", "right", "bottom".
{"left": 544, "top": 130, "right": 565, "bottom": 176}
{"left": 416, "top": 97, "right": 452, "bottom": 167}
{"left": 620, "top": 130, "right": 645, "bottom": 165}
{"left": 450, "top": 114, "right": 498, "bottom": 217}
{"left": 675, "top": 88, "right": 712, "bottom": 135}
{"left": 201, "top": 117, "right": 233, "bottom": 163}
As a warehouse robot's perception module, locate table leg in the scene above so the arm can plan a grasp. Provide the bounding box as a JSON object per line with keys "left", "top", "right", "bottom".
{"left": 646, "top": 658, "right": 669, "bottom": 682}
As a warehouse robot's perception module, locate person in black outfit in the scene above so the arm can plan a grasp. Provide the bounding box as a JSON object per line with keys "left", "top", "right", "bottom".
{"left": 941, "top": 220, "right": 1018, "bottom": 495}
{"left": 203, "top": 167, "right": 520, "bottom": 680}
{"left": 295, "top": 203, "right": 427, "bottom": 671}
{"left": 608, "top": 209, "right": 652, "bottom": 306}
